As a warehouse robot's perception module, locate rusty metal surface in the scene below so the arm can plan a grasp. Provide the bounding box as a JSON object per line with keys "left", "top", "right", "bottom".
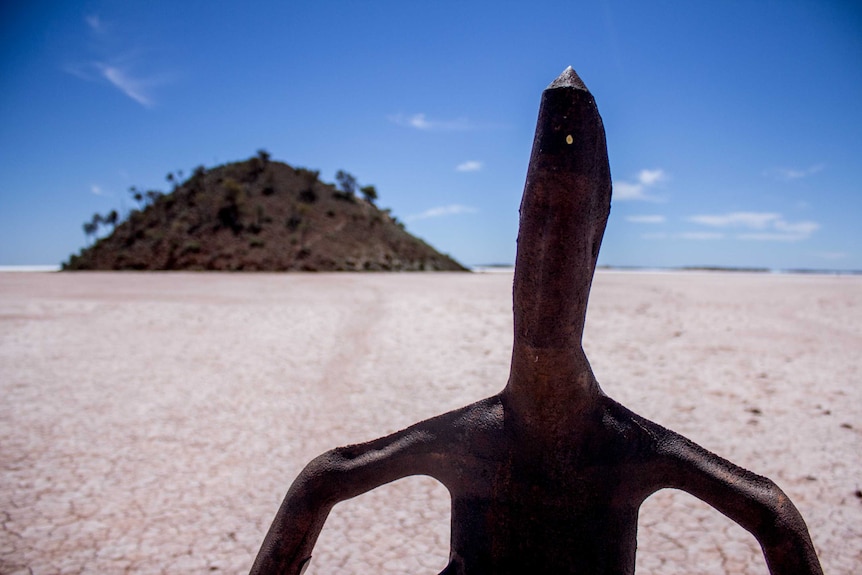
{"left": 250, "top": 68, "right": 824, "bottom": 575}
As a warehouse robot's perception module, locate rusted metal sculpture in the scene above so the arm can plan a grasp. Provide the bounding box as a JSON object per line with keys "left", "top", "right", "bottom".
{"left": 251, "top": 67, "right": 823, "bottom": 575}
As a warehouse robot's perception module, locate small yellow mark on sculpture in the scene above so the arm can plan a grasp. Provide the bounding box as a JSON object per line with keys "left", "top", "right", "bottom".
{"left": 566, "top": 134, "right": 574, "bottom": 145}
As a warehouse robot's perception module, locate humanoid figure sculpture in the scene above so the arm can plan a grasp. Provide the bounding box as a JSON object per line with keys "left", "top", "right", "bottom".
{"left": 250, "top": 67, "right": 823, "bottom": 575}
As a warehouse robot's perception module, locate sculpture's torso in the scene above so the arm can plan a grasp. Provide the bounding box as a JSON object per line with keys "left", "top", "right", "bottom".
{"left": 435, "top": 395, "right": 661, "bottom": 575}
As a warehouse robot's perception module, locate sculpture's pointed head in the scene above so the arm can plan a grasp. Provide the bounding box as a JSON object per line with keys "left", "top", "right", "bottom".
{"left": 512, "top": 67, "right": 612, "bottom": 350}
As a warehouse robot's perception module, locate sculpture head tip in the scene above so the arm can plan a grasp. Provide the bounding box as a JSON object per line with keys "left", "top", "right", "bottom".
{"left": 547, "top": 66, "right": 589, "bottom": 92}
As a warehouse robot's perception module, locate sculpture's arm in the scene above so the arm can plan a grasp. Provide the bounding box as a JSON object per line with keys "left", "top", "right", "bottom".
{"left": 249, "top": 421, "right": 450, "bottom": 575}
{"left": 654, "top": 430, "right": 823, "bottom": 575}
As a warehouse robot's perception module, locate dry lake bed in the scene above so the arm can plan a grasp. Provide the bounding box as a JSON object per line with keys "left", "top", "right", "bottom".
{"left": 1, "top": 270, "right": 860, "bottom": 574}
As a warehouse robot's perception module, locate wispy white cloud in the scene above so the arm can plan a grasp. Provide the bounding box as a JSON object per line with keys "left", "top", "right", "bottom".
{"left": 456, "top": 160, "right": 482, "bottom": 172}
{"left": 391, "top": 113, "right": 431, "bottom": 130}
{"left": 85, "top": 14, "right": 106, "bottom": 33}
{"left": 66, "top": 13, "right": 165, "bottom": 108}
{"left": 90, "top": 184, "right": 110, "bottom": 196}
{"left": 96, "top": 63, "right": 155, "bottom": 107}
{"left": 626, "top": 214, "right": 665, "bottom": 224}
{"left": 614, "top": 169, "right": 668, "bottom": 201}
{"left": 764, "top": 164, "right": 825, "bottom": 181}
{"left": 406, "top": 204, "right": 477, "bottom": 221}
{"left": 637, "top": 169, "right": 665, "bottom": 186}
{"left": 736, "top": 233, "right": 809, "bottom": 242}
{"left": 679, "top": 232, "right": 725, "bottom": 240}
{"left": 687, "top": 211, "right": 819, "bottom": 241}
{"left": 688, "top": 212, "right": 781, "bottom": 229}
{"left": 774, "top": 220, "right": 819, "bottom": 236}
{"left": 388, "top": 113, "right": 474, "bottom": 132}
{"left": 643, "top": 231, "right": 724, "bottom": 240}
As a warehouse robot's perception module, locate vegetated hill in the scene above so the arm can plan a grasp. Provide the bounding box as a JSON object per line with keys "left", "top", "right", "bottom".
{"left": 64, "top": 155, "right": 468, "bottom": 272}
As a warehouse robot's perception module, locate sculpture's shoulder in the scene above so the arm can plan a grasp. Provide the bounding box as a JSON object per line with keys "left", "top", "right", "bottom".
{"left": 595, "top": 395, "right": 677, "bottom": 463}
{"left": 416, "top": 395, "right": 509, "bottom": 477}
{"left": 407, "top": 394, "right": 503, "bottom": 436}
{"left": 356, "top": 395, "right": 505, "bottom": 466}
{"left": 445, "top": 394, "right": 507, "bottom": 451}
{"left": 451, "top": 394, "right": 506, "bottom": 432}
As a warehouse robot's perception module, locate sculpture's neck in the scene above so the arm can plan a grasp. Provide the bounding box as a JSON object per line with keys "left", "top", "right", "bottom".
{"left": 503, "top": 67, "right": 611, "bottom": 424}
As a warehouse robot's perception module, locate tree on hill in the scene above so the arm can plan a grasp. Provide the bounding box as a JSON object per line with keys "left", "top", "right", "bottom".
{"left": 145, "top": 190, "right": 163, "bottom": 205}
{"left": 335, "top": 170, "right": 357, "bottom": 197}
{"left": 83, "top": 214, "right": 101, "bottom": 243}
{"left": 336, "top": 170, "right": 379, "bottom": 204}
{"left": 129, "top": 186, "right": 144, "bottom": 209}
{"left": 83, "top": 210, "right": 120, "bottom": 244}
{"left": 360, "top": 185, "right": 378, "bottom": 204}
{"left": 105, "top": 210, "right": 118, "bottom": 229}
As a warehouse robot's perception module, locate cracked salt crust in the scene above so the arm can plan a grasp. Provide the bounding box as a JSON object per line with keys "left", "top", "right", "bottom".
{"left": 1, "top": 271, "right": 859, "bottom": 574}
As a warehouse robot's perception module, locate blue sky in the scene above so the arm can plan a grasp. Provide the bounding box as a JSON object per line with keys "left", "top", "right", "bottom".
{"left": 2, "top": 1, "right": 860, "bottom": 270}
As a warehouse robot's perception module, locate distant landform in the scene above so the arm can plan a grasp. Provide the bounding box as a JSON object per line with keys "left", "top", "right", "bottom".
{"left": 64, "top": 153, "right": 468, "bottom": 272}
